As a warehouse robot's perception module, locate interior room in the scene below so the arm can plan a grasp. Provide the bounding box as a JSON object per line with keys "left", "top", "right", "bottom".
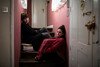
{"left": 0, "top": 0, "right": 100, "bottom": 67}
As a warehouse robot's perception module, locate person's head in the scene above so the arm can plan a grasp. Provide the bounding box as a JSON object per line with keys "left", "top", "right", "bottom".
{"left": 56, "top": 25, "right": 66, "bottom": 38}
{"left": 21, "top": 13, "right": 29, "bottom": 24}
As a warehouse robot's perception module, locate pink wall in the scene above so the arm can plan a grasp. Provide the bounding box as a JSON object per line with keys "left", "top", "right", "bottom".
{"left": 47, "top": 0, "right": 69, "bottom": 45}
{"left": 14, "top": 0, "right": 24, "bottom": 67}
{"left": 47, "top": 0, "right": 69, "bottom": 66}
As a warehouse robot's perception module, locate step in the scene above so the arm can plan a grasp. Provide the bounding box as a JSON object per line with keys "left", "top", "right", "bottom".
{"left": 20, "top": 51, "right": 38, "bottom": 59}
{"left": 33, "top": 28, "right": 53, "bottom": 32}
{"left": 19, "top": 58, "right": 65, "bottom": 67}
{"left": 19, "top": 58, "right": 39, "bottom": 63}
{"left": 21, "top": 43, "right": 33, "bottom": 51}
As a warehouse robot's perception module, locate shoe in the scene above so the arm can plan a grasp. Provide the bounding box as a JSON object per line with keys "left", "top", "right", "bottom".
{"left": 39, "top": 27, "right": 48, "bottom": 33}
{"left": 42, "top": 32, "right": 51, "bottom": 38}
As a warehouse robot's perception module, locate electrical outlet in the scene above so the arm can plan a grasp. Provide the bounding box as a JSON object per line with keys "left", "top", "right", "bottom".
{"left": 2, "top": 7, "right": 8, "bottom": 12}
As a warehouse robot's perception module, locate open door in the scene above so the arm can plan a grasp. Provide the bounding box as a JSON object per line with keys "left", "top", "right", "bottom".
{"left": 69, "top": 0, "right": 100, "bottom": 67}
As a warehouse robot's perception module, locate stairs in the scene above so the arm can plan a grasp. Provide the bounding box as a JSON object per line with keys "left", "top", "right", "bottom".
{"left": 19, "top": 27, "right": 66, "bottom": 67}
{"left": 19, "top": 46, "right": 66, "bottom": 67}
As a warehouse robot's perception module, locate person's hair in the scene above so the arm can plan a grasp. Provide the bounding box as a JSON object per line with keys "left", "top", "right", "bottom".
{"left": 58, "top": 25, "right": 66, "bottom": 38}
{"left": 21, "top": 13, "right": 28, "bottom": 21}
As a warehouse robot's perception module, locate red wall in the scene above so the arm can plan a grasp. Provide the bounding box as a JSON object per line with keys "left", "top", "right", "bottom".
{"left": 14, "top": 0, "right": 24, "bottom": 67}
{"left": 47, "top": 0, "right": 69, "bottom": 66}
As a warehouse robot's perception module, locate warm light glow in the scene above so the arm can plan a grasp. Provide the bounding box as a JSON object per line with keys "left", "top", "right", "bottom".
{"left": 52, "top": 0, "right": 61, "bottom": 11}
{"left": 21, "top": 0, "right": 27, "bottom": 9}
{"left": 52, "top": 0, "right": 67, "bottom": 11}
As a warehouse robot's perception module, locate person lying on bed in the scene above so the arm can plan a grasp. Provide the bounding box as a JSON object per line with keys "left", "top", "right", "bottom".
{"left": 21, "top": 13, "right": 51, "bottom": 51}
{"left": 35, "top": 25, "right": 67, "bottom": 62}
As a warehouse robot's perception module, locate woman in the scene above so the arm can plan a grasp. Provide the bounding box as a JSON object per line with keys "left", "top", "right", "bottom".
{"left": 35, "top": 25, "right": 66, "bottom": 62}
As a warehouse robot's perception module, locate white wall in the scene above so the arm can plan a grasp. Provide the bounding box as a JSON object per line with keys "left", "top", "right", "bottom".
{"left": 0, "top": 0, "right": 12, "bottom": 67}
{"left": 69, "top": 0, "right": 78, "bottom": 67}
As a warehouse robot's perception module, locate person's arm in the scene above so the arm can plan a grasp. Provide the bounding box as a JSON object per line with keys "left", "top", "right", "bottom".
{"left": 21, "top": 22, "right": 38, "bottom": 35}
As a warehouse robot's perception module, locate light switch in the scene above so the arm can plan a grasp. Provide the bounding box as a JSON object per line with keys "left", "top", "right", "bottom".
{"left": 2, "top": 7, "right": 8, "bottom": 12}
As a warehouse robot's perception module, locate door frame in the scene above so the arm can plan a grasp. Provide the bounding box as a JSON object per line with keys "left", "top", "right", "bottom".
{"left": 11, "top": 0, "right": 14, "bottom": 67}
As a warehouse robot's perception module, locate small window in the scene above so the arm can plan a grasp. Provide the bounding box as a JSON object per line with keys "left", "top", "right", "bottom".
{"left": 52, "top": 0, "right": 61, "bottom": 11}
{"left": 21, "top": 0, "right": 27, "bottom": 9}
{"left": 51, "top": 0, "right": 67, "bottom": 11}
